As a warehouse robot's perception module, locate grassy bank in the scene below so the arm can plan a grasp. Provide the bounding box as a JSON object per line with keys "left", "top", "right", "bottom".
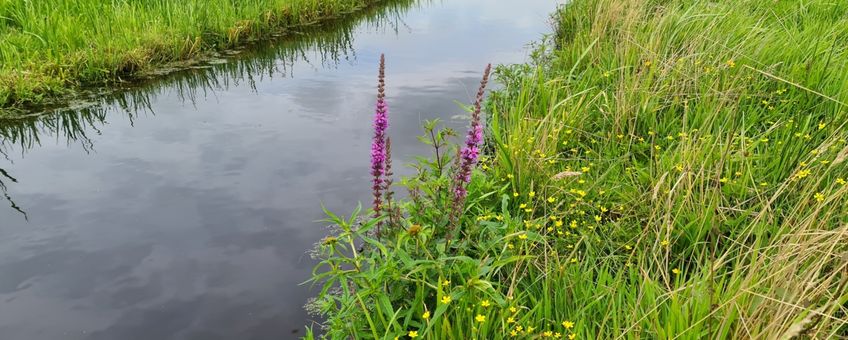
{"left": 308, "top": 0, "right": 848, "bottom": 338}
{"left": 0, "top": 0, "right": 388, "bottom": 114}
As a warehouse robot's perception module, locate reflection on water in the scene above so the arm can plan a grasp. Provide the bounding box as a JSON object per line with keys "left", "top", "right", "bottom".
{"left": 0, "top": 0, "right": 416, "bottom": 216}
{"left": 0, "top": 0, "right": 560, "bottom": 339}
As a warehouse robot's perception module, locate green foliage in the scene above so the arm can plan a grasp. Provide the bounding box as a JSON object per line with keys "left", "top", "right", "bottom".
{"left": 0, "top": 0, "right": 393, "bottom": 112}
{"left": 309, "top": 0, "right": 848, "bottom": 338}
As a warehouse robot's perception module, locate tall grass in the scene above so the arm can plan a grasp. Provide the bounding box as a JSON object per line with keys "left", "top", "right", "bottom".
{"left": 0, "top": 0, "right": 391, "bottom": 112}
{"left": 308, "top": 0, "right": 848, "bottom": 338}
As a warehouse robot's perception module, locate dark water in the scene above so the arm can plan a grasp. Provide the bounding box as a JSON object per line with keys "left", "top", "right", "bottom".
{"left": 0, "top": 0, "right": 560, "bottom": 338}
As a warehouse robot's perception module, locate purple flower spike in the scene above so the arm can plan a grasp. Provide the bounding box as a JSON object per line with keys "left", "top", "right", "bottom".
{"left": 448, "top": 64, "right": 492, "bottom": 240}
{"left": 371, "top": 54, "right": 389, "bottom": 235}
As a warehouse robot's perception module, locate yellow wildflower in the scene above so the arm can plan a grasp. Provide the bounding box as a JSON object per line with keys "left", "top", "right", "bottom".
{"left": 544, "top": 331, "right": 554, "bottom": 337}
{"left": 562, "top": 321, "right": 574, "bottom": 329}
{"left": 837, "top": 178, "right": 846, "bottom": 185}
{"left": 475, "top": 314, "right": 486, "bottom": 323}
{"left": 672, "top": 268, "right": 681, "bottom": 275}
{"left": 815, "top": 192, "right": 825, "bottom": 202}
{"left": 509, "top": 306, "right": 518, "bottom": 313}
{"left": 408, "top": 330, "right": 419, "bottom": 338}
{"left": 528, "top": 191, "right": 536, "bottom": 198}
{"left": 481, "top": 300, "right": 491, "bottom": 308}
{"left": 441, "top": 296, "right": 452, "bottom": 304}
{"left": 422, "top": 311, "right": 430, "bottom": 320}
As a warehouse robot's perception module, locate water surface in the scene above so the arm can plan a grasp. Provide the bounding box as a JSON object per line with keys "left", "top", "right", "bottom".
{"left": 0, "top": 0, "right": 560, "bottom": 338}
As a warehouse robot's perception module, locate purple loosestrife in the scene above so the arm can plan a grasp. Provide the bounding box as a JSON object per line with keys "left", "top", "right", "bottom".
{"left": 371, "top": 54, "right": 389, "bottom": 235}
{"left": 448, "top": 64, "right": 492, "bottom": 240}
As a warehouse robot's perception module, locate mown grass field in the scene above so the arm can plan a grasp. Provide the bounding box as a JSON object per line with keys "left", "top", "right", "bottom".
{"left": 308, "top": 0, "right": 848, "bottom": 338}
{"left": 0, "top": 0, "right": 386, "bottom": 114}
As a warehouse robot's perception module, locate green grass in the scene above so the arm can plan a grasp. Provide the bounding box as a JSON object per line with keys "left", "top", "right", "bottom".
{"left": 307, "top": 0, "right": 848, "bottom": 338}
{"left": 0, "top": 0, "right": 390, "bottom": 113}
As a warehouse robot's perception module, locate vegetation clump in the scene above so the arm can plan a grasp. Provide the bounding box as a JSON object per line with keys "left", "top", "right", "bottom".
{"left": 0, "top": 0, "right": 392, "bottom": 114}
{"left": 308, "top": 0, "right": 848, "bottom": 338}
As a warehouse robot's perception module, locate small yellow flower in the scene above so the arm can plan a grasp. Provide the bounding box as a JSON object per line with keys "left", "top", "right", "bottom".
{"left": 555, "top": 332, "right": 562, "bottom": 338}
{"left": 513, "top": 192, "right": 519, "bottom": 197}
{"left": 555, "top": 220, "right": 564, "bottom": 227}
{"left": 422, "top": 311, "right": 430, "bottom": 320}
{"left": 547, "top": 197, "right": 557, "bottom": 203}
{"left": 507, "top": 174, "right": 514, "bottom": 179}
{"left": 818, "top": 122, "right": 827, "bottom": 130}
{"left": 518, "top": 234, "right": 528, "bottom": 240}
{"left": 544, "top": 331, "right": 554, "bottom": 337}
{"left": 795, "top": 169, "right": 811, "bottom": 179}
{"left": 644, "top": 60, "right": 652, "bottom": 67}
{"left": 528, "top": 191, "right": 536, "bottom": 198}
{"left": 441, "top": 295, "right": 452, "bottom": 304}
{"left": 836, "top": 178, "right": 846, "bottom": 185}
{"left": 510, "top": 330, "right": 518, "bottom": 336}
{"left": 509, "top": 306, "right": 518, "bottom": 313}
{"left": 475, "top": 314, "right": 486, "bottom": 323}
{"left": 562, "top": 320, "right": 574, "bottom": 329}
{"left": 408, "top": 330, "right": 419, "bottom": 338}
{"left": 568, "top": 333, "right": 577, "bottom": 340}
{"left": 672, "top": 268, "right": 681, "bottom": 275}
{"left": 481, "top": 300, "right": 491, "bottom": 308}
{"left": 815, "top": 192, "right": 825, "bottom": 202}
{"left": 661, "top": 239, "right": 670, "bottom": 247}
{"left": 726, "top": 59, "right": 736, "bottom": 68}
{"left": 507, "top": 317, "right": 515, "bottom": 324}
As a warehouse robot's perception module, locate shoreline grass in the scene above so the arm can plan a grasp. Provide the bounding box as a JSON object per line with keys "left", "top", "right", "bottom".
{"left": 308, "top": 0, "right": 848, "bottom": 338}
{"left": 0, "top": 0, "right": 393, "bottom": 115}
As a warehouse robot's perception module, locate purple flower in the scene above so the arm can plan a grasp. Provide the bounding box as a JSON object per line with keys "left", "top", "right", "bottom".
{"left": 448, "top": 64, "right": 491, "bottom": 239}
{"left": 371, "top": 54, "right": 389, "bottom": 231}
